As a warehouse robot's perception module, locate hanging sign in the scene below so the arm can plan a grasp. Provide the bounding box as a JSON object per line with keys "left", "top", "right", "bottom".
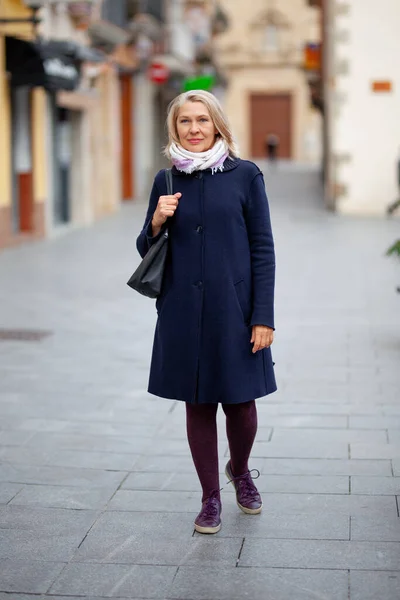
{"left": 304, "top": 42, "right": 321, "bottom": 71}
{"left": 148, "top": 62, "right": 169, "bottom": 84}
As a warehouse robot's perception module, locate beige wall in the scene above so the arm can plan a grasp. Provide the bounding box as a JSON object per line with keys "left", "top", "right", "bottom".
{"left": 224, "top": 67, "right": 309, "bottom": 159}
{"left": 215, "top": 0, "right": 322, "bottom": 162}
{"left": 0, "top": 36, "right": 11, "bottom": 210}
{"left": 0, "top": 0, "right": 37, "bottom": 211}
{"left": 32, "top": 88, "right": 48, "bottom": 205}
{"left": 91, "top": 67, "right": 122, "bottom": 218}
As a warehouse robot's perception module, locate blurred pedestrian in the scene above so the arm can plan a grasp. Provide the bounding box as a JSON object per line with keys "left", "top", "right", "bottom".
{"left": 265, "top": 132, "right": 279, "bottom": 162}
{"left": 137, "top": 90, "right": 276, "bottom": 534}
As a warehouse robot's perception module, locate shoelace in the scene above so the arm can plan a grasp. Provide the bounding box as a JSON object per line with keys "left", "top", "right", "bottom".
{"left": 200, "top": 490, "right": 221, "bottom": 520}
{"left": 227, "top": 469, "right": 261, "bottom": 501}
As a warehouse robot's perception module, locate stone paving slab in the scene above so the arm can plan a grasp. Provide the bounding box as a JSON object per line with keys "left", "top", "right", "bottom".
{"left": 350, "top": 416, "right": 400, "bottom": 429}
{"left": 0, "top": 482, "right": 22, "bottom": 504}
{"left": 0, "top": 559, "right": 66, "bottom": 594}
{"left": 0, "top": 505, "right": 97, "bottom": 536}
{"left": 122, "top": 471, "right": 349, "bottom": 494}
{"left": 0, "top": 430, "right": 35, "bottom": 446}
{"left": 25, "top": 432, "right": 151, "bottom": 454}
{"left": 0, "top": 528, "right": 87, "bottom": 561}
{"left": 271, "top": 428, "right": 388, "bottom": 444}
{"left": 169, "top": 567, "right": 349, "bottom": 600}
{"left": 251, "top": 492, "right": 398, "bottom": 516}
{"left": 49, "top": 563, "right": 178, "bottom": 597}
{"left": 9, "top": 484, "right": 116, "bottom": 510}
{"left": 388, "top": 430, "right": 400, "bottom": 443}
{"left": 351, "top": 443, "right": 400, "bottom": 459}
{"left": 351, "top": 516, "right": 400, "bottom": 542}
{"left": 5, "top": 417, "right": 159, "bottom": 437}
{"left": 351, "top": 476, "right": 400, "bottom": 495}
{"left": 391, "top": 459, "right": 400, "bottom": 476}
{"left": 239, "top": 538, "right": 400, "bottom": 570}
{"left": 349, "top": 571, "right": 400, "bottom": 600}
{"left": 74, "top": 534, "right": 242, "bottom": 567}
{"left": 215, "top": 512, "right": 350, "bottom": 540}
{"left": 250, "top": 439, "right": 349, "bottom": 459}
{"left": 74, "top": 510, "right": 198, "bottom": 541}
{"left": 260, "top": 458, "right": 393, "bottom": 476}
{"left": 0, "top": 463, "right": 127, "bottom": 488}
{"left": 108, "top": 490, "right": 201, "bottom": 512}
{"left": 0, "top": 445, "right": 140, "bottom": 471}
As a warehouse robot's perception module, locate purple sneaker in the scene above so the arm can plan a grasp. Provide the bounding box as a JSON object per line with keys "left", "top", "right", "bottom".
{"left": 194, "top": 490, "right": 222, "bottom": 534}
{"left": 225, "top": 461, "right": 262, "bottom": 514}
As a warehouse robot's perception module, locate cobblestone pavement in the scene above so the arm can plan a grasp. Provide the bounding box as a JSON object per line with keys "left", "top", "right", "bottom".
{"left": 0, "top": 163, "right": 399, "bottom": 600}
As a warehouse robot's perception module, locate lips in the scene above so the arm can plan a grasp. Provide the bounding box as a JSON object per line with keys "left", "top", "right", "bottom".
{"left": 188, "top": 139, "right": 203, "bottom": 143}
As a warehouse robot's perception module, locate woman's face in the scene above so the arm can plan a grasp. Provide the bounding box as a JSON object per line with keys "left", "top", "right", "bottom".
{"left": 176, "top": 101, "right": 218, "bottom": 153}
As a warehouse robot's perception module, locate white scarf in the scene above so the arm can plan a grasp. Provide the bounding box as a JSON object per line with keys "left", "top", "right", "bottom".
{"left": 169, "top": 138, "right": 229, "bottom": 175}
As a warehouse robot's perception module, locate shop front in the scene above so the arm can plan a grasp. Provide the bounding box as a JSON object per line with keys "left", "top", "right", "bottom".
{"left": 4, "top": 35, "right": 82, "bottom": 242}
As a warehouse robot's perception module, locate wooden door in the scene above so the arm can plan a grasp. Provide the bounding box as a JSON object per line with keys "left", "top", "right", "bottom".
{"left": 11, "top": 87, "right": 34, "bottom": 232}
{"left": 250, "top": 93, "right": 292, "bottom": 159}
{"left": 120, "top": 74, "right": 134, "bottom": 201}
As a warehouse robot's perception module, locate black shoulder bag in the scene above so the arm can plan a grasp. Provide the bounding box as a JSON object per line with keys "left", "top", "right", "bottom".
{"left": 126, "top": 169, "right": 172, "bottom": 298}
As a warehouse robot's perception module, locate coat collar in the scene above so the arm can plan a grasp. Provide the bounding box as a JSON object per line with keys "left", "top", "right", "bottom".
{"left": 171, "top": 156, "right": 241, "bottom": 177}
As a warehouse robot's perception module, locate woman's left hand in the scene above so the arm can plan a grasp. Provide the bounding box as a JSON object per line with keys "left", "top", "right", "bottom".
{"left": 251, "top": 325, "right": 274, "bottom": 354}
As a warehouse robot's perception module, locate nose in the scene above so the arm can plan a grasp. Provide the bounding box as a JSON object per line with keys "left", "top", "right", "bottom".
{"left": 189, "top": 121, "right": 200, "bottom": 134}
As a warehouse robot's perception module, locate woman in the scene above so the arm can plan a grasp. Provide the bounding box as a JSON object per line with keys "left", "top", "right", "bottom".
{"left": 137, "top": 90, "right": 276, "bottom": 535}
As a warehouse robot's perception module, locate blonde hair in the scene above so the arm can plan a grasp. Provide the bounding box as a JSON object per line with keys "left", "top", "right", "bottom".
{"left": 164, "top": 90, "right": 240, "bottom": 159}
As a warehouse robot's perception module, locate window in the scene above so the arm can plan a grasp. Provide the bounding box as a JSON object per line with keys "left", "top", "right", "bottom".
{"left": 264, "top": 24, "right": 279, "bottom": 53}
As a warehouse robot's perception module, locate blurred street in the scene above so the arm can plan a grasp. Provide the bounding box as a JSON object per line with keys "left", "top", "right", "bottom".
{"left": 0, "top": 164, "right": 399, "bottom": 600}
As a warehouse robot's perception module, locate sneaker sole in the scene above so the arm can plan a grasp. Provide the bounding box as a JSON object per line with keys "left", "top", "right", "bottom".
{"left": 237, "top": 501, "right": 263, "bottom": 515}
{"left": 225, "top": 467, "right": 263, "bottom": 515}
{"left": 194, "top": 522, "right": 221, "bottom": 534}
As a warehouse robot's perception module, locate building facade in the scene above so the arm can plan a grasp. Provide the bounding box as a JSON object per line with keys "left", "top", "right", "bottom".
{"left": 0, "top": 0, "right": 47, "bottom": 248}
{"left": 322, "top": 0, "right": 400, "bottom": 215}
{"left": 0, "top": 0, "right": 230, "bottom": 249}
{"left": 0, "top": 0, "right": 145, "bottom": 249}
{"left": 215, "top": 0, "right": 322, "bottom": 163}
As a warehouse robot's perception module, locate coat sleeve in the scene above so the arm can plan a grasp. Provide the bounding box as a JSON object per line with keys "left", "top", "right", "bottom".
{"left": 136, "top": 176, "right": 167, "bottom": 259}
{"left": 244, "top": 172, "right": 276, "bottom": 330}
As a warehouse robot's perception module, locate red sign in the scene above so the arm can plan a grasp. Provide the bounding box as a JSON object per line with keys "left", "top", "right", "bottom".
{"left": 372, "top": 81, "right": 392, "bottom": 93}
{"left": 304, "top": 43, "right": 321, "bottom": 71}
{"left": 148, "top": 62, "right": 169, "bottom": 84}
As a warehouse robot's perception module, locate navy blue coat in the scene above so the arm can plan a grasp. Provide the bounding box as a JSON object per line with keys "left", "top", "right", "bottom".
{"left": 136, "top": 157, "right": 277, "bottom": 404}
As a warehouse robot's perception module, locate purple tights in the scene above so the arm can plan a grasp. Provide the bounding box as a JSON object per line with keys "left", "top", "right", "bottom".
{"left": 186, "top": 401, "right": 258, "bottom": 502}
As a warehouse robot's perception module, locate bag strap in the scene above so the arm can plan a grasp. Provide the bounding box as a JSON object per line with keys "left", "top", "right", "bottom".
{"left": 162, "top": 168, "right": 173, "bottom": 236}
{"left": 165, "top": 168, "right": 173, "bottom": 195}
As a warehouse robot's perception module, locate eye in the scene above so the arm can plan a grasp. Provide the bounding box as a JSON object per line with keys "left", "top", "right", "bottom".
{"left": 200, "top": 118, "right": 208, "bottom": 122}
{"left": 180, "top": 119, "right": 188, "bottom": 123}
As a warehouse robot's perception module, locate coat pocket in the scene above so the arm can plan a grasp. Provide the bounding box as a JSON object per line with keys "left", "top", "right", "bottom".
{"left": 233, "top": 279, "right": 251, "bottom": 325}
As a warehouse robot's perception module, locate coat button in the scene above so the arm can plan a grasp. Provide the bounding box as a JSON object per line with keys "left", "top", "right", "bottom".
{"left": 196, "top": 225, "right": 203, "bottom": 233}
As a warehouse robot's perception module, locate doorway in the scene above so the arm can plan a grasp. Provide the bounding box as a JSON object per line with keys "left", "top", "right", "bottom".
{"left": 120, "top": 74, "right": 134, "bottom": 201}
{"left": 10, "top": 86, "right": 34, "bottom": 233}
{"left": 50, "top": 96, "right": 72, "bottom": 225}
{"left": 250, "top": 93, "right": 292, "bottom": 159}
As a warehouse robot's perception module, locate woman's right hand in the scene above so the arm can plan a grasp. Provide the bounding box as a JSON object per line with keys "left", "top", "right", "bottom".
{"left": 152, "top": 193, "right": 181, "bottom": 233}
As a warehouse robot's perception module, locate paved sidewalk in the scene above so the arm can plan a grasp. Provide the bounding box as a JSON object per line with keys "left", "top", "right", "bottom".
{"left": 0, "top": 164, "right": 399, "bottom": 600}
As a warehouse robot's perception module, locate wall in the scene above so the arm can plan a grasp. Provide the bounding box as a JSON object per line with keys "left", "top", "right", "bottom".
{"left": 134, "top": 73, "right": 157, "bottom": 202}
{"left": 330, "top": 0, "right": 400, "bottom": 215}
{"left": 0, "top": 37, "right": 11, "bottom": 216}
{"left": 224, "top": 67, "right": 309, "bottom": 160}
{"left": 215, "top": 0, "right": 322, "bottom": 162}
{"left": 0, "top": 0, "right": 46, "bottom": 247}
